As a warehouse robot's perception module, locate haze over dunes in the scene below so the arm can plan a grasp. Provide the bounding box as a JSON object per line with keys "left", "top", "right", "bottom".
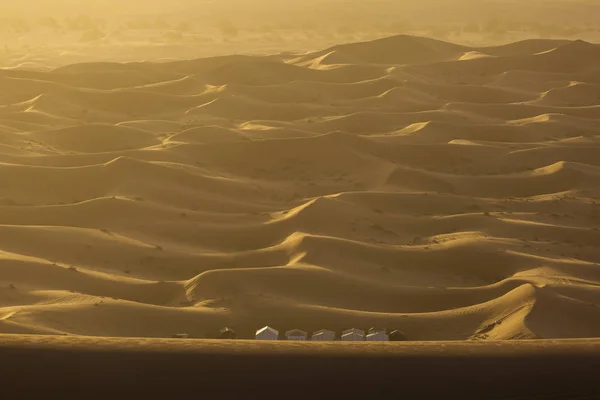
{"left": 2, "top": 0, "right": 600, "bottom": 69}
{"left": 0, "top": 33, "right": 600, "bottom": 341}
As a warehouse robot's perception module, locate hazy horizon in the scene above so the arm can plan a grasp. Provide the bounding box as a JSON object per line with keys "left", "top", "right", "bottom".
{"left": 2, "top": 0, "right": 600, "bottom": 69}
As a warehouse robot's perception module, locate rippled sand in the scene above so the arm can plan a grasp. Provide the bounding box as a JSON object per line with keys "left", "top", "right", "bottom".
{"left": 0, "top": 35, "right": 599, "bottom": 340}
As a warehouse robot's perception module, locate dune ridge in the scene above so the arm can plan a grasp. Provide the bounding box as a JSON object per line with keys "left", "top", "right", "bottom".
{"left": 0, "top": 34, "right": 599, "bottom": 340}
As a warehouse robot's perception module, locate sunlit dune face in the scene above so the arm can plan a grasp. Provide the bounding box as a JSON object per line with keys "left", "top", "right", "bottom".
{"left": 0, "top": 1, "right": 599, "bottom": 341}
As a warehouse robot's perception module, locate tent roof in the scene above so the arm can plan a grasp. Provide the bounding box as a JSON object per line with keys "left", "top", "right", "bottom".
{"left": 343, "top": 328, "right": 365, "bottom": 335}
{"left": 313, "top": 329, "right": 335, "bottom": 334}
{"left": 342, "top": 331, "right": 364, "bottom": 337}
{"left": 389, "top": 330, "right": 408, "bottom": 340}
{"left": 367, "top": 331, "right": 388, "bottom": 337}
{"left": 256, "top": 326, "right": 278, "bottom": 335}
{"left": 285, "top": 329, "right": 308, "bottom": 336}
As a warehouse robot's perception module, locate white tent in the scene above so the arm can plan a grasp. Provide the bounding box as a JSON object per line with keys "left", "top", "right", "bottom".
{"left": 256, "top": 326, "right": 279, "bottom": 340}
{"left": 366, "top": 331, "right": 389, "bottom": 342}
{"left": 285, "top": 329, "right": 308, "bottom": 340}
{"left": 341, "top": 329, "right": 364, "bottom": 341}
{"left": 342, "top": 328, "right": 365, "bottom": 337}
{"left": 311, "top": 329, "right": 336, "bottom": 341}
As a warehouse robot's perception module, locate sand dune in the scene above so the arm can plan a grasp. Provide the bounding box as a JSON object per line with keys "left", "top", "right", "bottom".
{"left": 323, "top": 35, "right": 470, "bottom": 65}
{"left": 0, "top": 34, "right": 599, "bottom": 341}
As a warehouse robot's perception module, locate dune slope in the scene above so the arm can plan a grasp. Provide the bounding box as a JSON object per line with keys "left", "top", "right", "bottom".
{"left": 1, "top": 35, "right": 599, "bottom": 340}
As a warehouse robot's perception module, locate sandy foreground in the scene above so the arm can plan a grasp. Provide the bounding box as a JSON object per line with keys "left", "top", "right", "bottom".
{"left": 1, "top": 334, "right": 599, "bottom": 398}
{"left": 0, "top": 34, "right": 599, "bottom": 341}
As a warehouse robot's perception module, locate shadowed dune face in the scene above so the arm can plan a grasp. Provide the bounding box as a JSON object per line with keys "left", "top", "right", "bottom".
{"left": 0, "top": 34, "right": 600, "bottom": 341}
